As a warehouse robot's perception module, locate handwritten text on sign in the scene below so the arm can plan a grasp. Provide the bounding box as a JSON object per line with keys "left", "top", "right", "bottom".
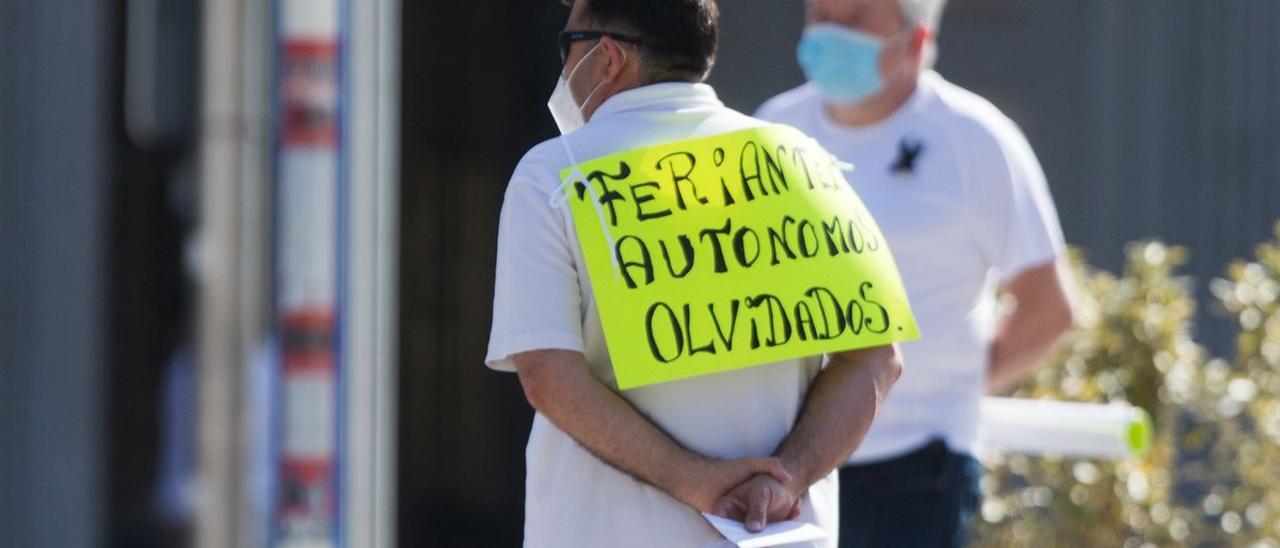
{"left": 563, "top": 125, "right": 918, "bottom": 390}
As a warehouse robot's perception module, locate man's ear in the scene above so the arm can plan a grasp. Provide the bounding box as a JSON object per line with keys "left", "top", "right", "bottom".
{"left": 599, "top": 36, "right": 631, "bottom": 83}
{"left": 909, "top": 26, "right": 931, "bottom": 60}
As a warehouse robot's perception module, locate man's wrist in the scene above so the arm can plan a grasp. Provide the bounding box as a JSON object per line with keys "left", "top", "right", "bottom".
{"left": 664, "top": 452, "right": 709, "bottom": 507}
{"left": 777, "top": 456, "right": 810, "bottom": 500}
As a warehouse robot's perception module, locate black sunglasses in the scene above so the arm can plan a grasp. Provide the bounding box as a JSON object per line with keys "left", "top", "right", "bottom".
{"left": 558, "top": 30, "right": 643, "bottom": 64}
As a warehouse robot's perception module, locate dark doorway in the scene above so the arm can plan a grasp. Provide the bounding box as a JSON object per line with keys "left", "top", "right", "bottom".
{"left": 397, "top": 2, "right": 568, "bottom": 546}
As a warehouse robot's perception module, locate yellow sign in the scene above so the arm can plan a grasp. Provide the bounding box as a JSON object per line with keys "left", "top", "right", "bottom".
{"left": 563, "top": 124, "right": 918, "bottom": 390}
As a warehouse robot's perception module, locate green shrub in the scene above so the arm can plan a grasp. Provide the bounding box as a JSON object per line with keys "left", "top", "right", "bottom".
{"left": 974, "top": 242, "right": 1198, "bottom": 547}
{"left": 1197, "top": 221, "right": 1280, "bottom": 545}
{"left": 973, "top": 224, "right": 1280, "bottom": 547}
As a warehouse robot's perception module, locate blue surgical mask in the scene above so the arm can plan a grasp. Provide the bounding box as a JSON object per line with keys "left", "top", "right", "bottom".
{"left": 796, "top": 23, "right": 885, "bottom": 104}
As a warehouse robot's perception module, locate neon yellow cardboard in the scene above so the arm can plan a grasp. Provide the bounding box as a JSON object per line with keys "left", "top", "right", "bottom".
{"left": 562, "top": 124, "right": 918, "bottom": 389}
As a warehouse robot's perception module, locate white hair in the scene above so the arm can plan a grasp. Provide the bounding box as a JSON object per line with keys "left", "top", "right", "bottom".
{"left": 897, "top": 0, "right": 947, "bottom": 67}
{"left": 898, "top": 0, "right": 947, "bottom": 30}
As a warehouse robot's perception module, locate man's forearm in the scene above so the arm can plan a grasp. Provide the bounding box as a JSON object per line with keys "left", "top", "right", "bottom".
{"left": 987, "top": 311, "right": 1070, "bottom": 392}
{"left": 515, "top": 349, "right": 791, "bottom": 512}
{"left": 773, "top": 344, "right": 902, "bottom": 495}
{"left": 515, "top": 350, "right": 709, "bottom": 501}
{"left": 987, "top": 261, "right": 1075, "bottom": 393}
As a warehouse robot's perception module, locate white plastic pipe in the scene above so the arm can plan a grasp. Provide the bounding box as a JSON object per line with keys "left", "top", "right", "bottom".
{"left": 978, "top": 397, "right": 1153, "bottom": 459}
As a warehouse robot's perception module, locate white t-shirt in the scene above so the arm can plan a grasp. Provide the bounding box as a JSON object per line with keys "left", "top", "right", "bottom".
{"left": 756, "top": 72, "right": 1066, "bottom": 464}
{"left": 486, "top": 83, "right": 838, "bottom": 548}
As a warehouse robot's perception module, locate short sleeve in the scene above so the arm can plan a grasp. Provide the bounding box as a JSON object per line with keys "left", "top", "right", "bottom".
{"left": 964, "top": 117, "right": 1066, "bottom": 283}
{"left": 485, "top": 175, "right": 585, "bottom": 372}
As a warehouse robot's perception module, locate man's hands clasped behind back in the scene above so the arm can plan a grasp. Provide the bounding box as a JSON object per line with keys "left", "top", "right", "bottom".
{"left": 678, "top": 456, "right": 792, "bottom": 517}
{"left": 673, "top": 455, "right": 801, "bottom": 533}
{"left": 712, "top": 472, "right": 803, "bottom": 532}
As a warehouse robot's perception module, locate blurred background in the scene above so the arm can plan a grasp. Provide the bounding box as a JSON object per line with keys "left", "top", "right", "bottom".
{"left": 2, "top": 0, "right": 1278, "bottom": 547}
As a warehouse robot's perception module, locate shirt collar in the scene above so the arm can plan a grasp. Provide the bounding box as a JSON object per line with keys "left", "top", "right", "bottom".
{"left": 591, "top": 82, "right": 724, "bottom": 121}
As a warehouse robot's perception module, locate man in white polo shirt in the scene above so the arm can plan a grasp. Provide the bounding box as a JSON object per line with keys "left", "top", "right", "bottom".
{"left": 486, "top": 0, "right": 907, "bottom": 546}
{"left": 756, "top": 0, "right": 1075, "bottom": 546}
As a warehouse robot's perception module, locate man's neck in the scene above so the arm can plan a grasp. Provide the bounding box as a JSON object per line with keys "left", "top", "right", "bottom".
{"left": 823, "top": 75, "right": 921, "bottom": 128}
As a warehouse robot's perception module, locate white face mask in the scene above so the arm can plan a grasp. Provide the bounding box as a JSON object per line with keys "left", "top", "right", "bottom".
{"left": 547, "top": 42, "right": 612, "bottom": 134}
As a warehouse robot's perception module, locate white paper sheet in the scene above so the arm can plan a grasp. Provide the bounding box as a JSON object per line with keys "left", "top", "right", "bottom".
{"left": 978, "top": 397, "right": 1152, "bottom": 459}
{"left": 702, "top": 513, "right": 829, "bottom": 548}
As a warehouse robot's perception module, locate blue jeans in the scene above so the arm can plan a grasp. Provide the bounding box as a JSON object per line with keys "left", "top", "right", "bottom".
{"left": 838, "top": 439, "right": 982, "bottom": 548}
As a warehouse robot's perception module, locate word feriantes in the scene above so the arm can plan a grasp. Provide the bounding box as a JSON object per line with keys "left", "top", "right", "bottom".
{"left": 573, "top": 140, "right": 847, "bottom": 227}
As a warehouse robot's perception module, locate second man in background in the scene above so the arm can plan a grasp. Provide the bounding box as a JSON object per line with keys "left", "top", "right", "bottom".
{"left": 757, "top": 0, "right": 1076, "bottom": 546}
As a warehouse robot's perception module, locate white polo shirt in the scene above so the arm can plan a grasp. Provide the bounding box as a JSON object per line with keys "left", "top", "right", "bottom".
{"left": 486, "top": 83, "right": 838, "bottom": 547}
{"left": 757, "top": 72, "right": 1066, "bottom": 464}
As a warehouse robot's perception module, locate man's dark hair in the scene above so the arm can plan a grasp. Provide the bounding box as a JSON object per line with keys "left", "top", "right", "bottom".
{"left": 563, "top": 0, "right": 719, "bottom": 83}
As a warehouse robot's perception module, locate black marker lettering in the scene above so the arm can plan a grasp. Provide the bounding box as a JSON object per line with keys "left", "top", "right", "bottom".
{"left": 658, "top": 235, "right": 695, "bottom": 279}
{"left": 684, "top": 304, "right": 716, "bottom": 357}
{"left": 655, "top": 151, "right": 708, "bottom": 211}
{"left": 732, "top": 226, "right": 761, "bottom": 268}
{"left": 713, "top": 148, "right": 736, "bottom": 206}
{"left": 698, "top": 220, "right": 732, "bottom": 274}
{"left": 615, "top": 235, "right": 654, "bottom": 289}
{"left": 822, "top": 216, "right": 850, "bottom": 256}
{"left": 791, "top": 147, "right": 816, "bottom": 190}
{"left": 739, "top": 141, "right": 765, "bottom": 200}
{"left": 748, "top": 294, "right": 792, "bottom": 347}
{"left": 708, "top": 299, "right": 740, "bottom": 351}
{"left": 860, "top": 281, "right": 891, "bottom": 334}
{"left": 645, "top": 301, "right": 683, "bottom": 363}
{"left": 797, "top": 219, "right": 820, "bottom": 258}
{"left": 579, "top": 161, "right": 631, "bottom": 226}
{"left": 856, "top": 213, "right": 881, "bottom": 252}
{"left": 847, "top": 217, "right": 866, "bottom": 254}
{"left": 793, "top": 300, "right": 817, "bottom": 342}
{"left": 846, "top": 298, "right": 865, "bottom": 335}
{"left": 630, "top": 181, "right": 671, "bottom": 221}
{"left": 767, "top": 215, "right": 798, "bottom": 266}
{"left": 762, "top": 146, "right": 789, "bottom": 193}
{"left": 805, "top": 287, "right": 847, "bottom": 339}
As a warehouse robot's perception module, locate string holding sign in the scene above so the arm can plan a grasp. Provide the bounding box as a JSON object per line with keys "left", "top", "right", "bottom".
{"left": 563, "top": 124, "right": 919, "bottom": 390}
